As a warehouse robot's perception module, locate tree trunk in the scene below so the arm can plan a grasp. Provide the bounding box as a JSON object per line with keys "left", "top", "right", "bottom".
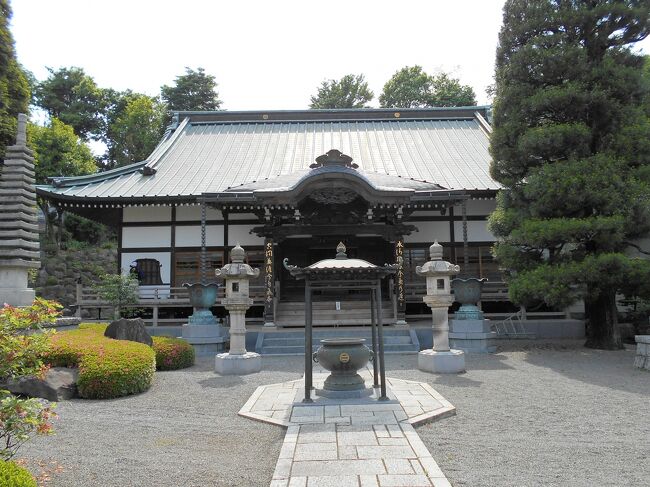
{"left": 584, "top": 290, "right": 622, "bottom": 350}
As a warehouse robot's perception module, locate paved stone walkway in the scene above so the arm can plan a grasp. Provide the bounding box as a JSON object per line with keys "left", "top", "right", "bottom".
{"left": 240, "top": 368, "right": 455, "bottom": 487}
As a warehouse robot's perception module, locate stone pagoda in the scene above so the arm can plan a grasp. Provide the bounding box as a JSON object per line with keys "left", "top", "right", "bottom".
{"left": 0, "top": 114, "right": 40, "bottom": 306}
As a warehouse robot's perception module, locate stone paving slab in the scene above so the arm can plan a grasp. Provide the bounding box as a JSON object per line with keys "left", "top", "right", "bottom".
{"left": 240, "top": 366, "right": 455, "bottom": 487}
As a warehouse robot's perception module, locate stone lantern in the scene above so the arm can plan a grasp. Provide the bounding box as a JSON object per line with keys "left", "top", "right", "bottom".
{"left": 214, "top": 244, "right": 262, "bottom": 375}
{"left": 416, "top": 241, "right": 465, "bottom": 373}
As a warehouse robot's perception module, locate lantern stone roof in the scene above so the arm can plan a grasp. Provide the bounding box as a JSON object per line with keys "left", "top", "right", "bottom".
{"left": 35, "top": 107, "right": 498, "bottom": 206}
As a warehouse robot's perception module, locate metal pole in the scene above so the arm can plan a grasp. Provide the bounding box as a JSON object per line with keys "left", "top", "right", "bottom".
{"left": 370, "top": 288, "right": 379, "bottom": 388}
{"left": 376, "top": 280, "right": 388, "bottom": 400}
{"left": 304, "top": 280, "right": 313, "bottom": 403}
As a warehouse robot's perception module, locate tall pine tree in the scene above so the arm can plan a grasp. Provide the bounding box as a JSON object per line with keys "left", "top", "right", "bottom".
{"left": 489, "top": 0, "right": 650, "bottom": 349}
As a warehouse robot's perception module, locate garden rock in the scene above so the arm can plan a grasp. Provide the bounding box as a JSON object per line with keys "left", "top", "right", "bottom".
{"left": 0, "top": 367, "right": 78, "bottom": 401}
{"left": 104, "top": 317, "right": 153, "bottom": 346}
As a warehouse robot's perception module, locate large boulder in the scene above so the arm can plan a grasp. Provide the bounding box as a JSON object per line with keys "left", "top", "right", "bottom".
{"left": 0, "top": 367, "right": 79, "bottom": 401}
{"left": 104, "top": 317, "right": 153, "bottom": 346}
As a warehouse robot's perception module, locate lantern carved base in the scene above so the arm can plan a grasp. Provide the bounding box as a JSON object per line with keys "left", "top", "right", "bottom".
{"left": 418, "top": 349, "right": 465, "bottom": 374}
{"left": 215, "top": 351, "right": 262, "bottom": 375}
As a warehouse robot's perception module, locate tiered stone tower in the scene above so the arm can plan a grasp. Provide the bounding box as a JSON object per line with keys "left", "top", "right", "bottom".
{"left": 0, "top": 114, "right": 40, "bottom": 306}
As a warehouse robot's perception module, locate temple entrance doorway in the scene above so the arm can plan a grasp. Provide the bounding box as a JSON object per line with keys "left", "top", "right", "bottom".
{"left": 276, "top": 235, "right": 393, "bottom": 302}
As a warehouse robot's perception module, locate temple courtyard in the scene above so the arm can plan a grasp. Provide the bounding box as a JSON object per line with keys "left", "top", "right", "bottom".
{"left": 19, "top": 339, "right": 649, "bottom": 487}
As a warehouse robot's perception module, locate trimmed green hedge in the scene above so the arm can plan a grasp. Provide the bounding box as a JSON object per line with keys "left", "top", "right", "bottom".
{"left": 0, "top": 460, "right": 36, "bottom": 487}
{"left": 152, "top": 336, "right": 195, "bottom": 370}
{"left": 44, "top": 326, "right": 155, "bottom": 399}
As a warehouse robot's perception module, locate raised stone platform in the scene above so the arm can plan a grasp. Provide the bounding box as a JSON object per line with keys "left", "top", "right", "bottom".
{"left": 418, "top": 349, "right": 466, "bottom": 374}
{"left": 240, "top": 367, "right": 455, "bottom": 486}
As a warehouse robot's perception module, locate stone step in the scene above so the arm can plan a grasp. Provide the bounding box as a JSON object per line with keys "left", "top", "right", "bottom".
{"left": 261, "top": 336, "right": 413, "bottom": 347}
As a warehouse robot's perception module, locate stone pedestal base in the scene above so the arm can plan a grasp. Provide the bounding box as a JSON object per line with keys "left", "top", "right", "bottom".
{"left": 182, "top": 324, "right": 228, "bottom": 357}
{"left": 0, "top": 267, "right": 35, "bottom": 306}
{"left": 418, "top": 349, "right": 465, "bottom": 374}
{"left": 635, "top": 335, "right": 650, "bottom": 371}
{"left": 315, "top": 387, "right": 373, "bottom": 399}
{"left": 449, "top": 319, "right": 497, "bottom": 353}
{"left": 215, "top": 351, "right": 262, "bottom": 375}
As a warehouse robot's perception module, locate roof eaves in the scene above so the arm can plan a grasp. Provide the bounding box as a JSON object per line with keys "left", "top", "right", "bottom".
{"left": 48, "top": 161, "right": 146, "bottom": 188}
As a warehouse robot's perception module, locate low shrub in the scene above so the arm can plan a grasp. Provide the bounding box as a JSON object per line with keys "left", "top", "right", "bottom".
{"left": 152, "top": 337, "right": 195, "bottom": 371}
{"left": 0, "top": 459, "right": 36, "bottom": 487}
{"left": 44, "top": 327, "right": 155, "bottom": 400}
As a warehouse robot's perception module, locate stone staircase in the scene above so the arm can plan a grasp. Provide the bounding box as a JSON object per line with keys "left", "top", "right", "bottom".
{"left": 274, "top": 300, "right": 396, "bottom": 328}
{"left": 255, "top": 328, "right": 420, "bottom": 355}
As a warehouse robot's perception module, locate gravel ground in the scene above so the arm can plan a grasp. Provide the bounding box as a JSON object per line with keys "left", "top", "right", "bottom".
{"left": 19, "top": 340, "right": 650, "bottom": 487}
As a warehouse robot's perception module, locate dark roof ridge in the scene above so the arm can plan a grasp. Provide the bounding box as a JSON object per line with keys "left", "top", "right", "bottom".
{"left": 174, "top": 106, "right": 490, "bottom": 124}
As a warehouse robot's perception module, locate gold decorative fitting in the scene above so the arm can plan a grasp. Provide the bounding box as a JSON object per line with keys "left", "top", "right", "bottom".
{"left": 262, "top": 114, "right": 269, "bottom": 120}
{"left": 394, "top": 112, "right": 400, "bottom": 118}
{"left": 339, "top": 353, "right": 350, "bottom": 363}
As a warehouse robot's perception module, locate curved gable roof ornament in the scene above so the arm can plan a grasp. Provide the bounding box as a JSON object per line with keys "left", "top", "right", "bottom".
{"left": 310, "top": 149, "right": 359, "bottom": 170}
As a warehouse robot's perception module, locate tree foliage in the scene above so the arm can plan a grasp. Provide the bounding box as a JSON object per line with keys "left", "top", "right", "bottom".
{"left": 28, "top": 118, "right": 97, "bottom": 184}
{"left": 310, "top": 74, "right": 374, "bottom": 109}
{"left": 103, "top": 93, "right": 165, "bottom": 168}
{"left": 28, "top": 118, "right": 97, "bottom": 244}
{"left": 379, "top": 65, "right": 476, "bottom": 108}
{"left": 161, "top": 67, "right": 221, "bottom": 112}
{"left": 94, "top": 273, "right": 139, "bottom": 319}
{"left": 0, "top": 0, "right": 30, "bottom": 159}
{"left": 489, "top": 0, "right": 650, "bottom": 349}
{"left": 33, "top": 67, "right": 105, "bottom": 140}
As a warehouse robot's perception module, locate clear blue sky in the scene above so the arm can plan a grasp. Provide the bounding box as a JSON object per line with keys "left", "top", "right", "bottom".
{"left": 11, "top": 0, "right": 650, "bottom": 111}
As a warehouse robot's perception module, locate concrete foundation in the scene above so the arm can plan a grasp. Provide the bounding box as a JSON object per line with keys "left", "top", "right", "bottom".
{"left": 449, "top": 319, "right": 497, "bottom": 353}
{"left": 215, "top": 351, "right": 262, "bottom": 375}
{"left": 315, "top": 386, "right": 374, "bottom": 399}
{"left": 182, "top": 323, "right": 228, "bottom": 357}
{"left": 418, "top": 349, "right": 465, "bottom": 374}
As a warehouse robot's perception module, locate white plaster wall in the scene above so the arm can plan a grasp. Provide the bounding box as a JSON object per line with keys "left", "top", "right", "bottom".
{"left": 122, "top": 226, "right": 171, "bottom": 248}
{"left": 405, "top": 221, "right": 451, "bottom": 243}
{"left": 175, "top": 225, "right": 224, "bottom": 247}
{"left": 228, "top": 225, "right": 263, "bottom": 246}
{"left": 453, "top": 220, "right": 495, "bottom": 242}
{"left": 461, "top": 199, "right": 497, "bottom": 216}
{"left": 123, "top": 206, "right": 172, "bottom": 222}
{"left": 175, "top": 206, "right": 223, "bottom": 221}
{"left": 228, "top": 212, "right": 257, "bottom": 221}
{"left": 120, "top": 252, "right": 171, "bottom": 284}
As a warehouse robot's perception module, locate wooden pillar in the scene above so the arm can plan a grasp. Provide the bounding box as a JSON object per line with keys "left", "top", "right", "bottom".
{"left": 395, "top": 238, "right": 407, "bottom": 325}
{"left": 263, "top": 238, "right": 275, "bottom": 326}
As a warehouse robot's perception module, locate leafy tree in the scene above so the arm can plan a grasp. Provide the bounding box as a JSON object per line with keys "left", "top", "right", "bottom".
{"left": 161, "top": 67, "right": 221, "bottom": 112}
{"left": 94, "top": 273, "right": 139, "bottom": 320}
{"left": 0, "top": 0, "right": 30, "bottom": 159}
{"left": 379, "top": 65, "right": 477, "bottom": 108}
{"left": 379, "top": 66, "right": 432, "bottom": 108}
{"left": 429, "top": 73, "right": 476, "bottom": 107}
{"left": 28, "top": 118, "right": 97, "bottom": 243}
{"left": 310, "top": 74, "right": 374, "bottom": 109}
{"left": 103, "top": 93, "right": 166, "bottom": 167}
{"left": 489, "top": 0, "right": 650, "bottom": 350}
{"left": 34, "top": 67, "right": 105, "bottom": 140}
